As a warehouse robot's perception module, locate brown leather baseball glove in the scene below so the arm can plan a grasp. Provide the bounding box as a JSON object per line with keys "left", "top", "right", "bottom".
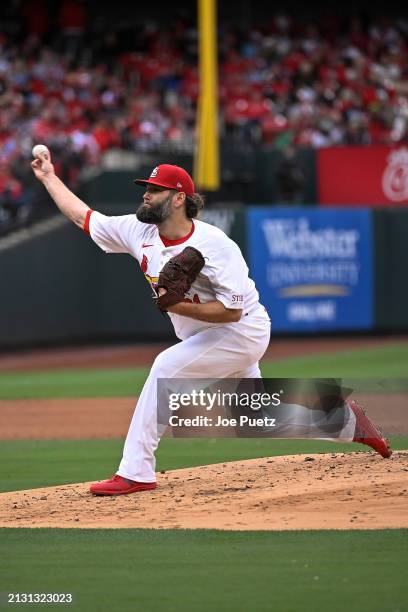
{"left": 156, "top": 246, "right": 205, "bottom": 312}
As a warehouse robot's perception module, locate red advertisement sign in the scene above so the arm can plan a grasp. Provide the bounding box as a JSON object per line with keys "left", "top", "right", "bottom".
{"left": 318, "top": 146, "right": 408, "bottom": 206}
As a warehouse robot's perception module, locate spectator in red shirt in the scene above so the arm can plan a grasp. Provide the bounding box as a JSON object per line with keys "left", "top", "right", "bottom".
{"left": 57, "top": 0, "right": 87, "bottom": 59}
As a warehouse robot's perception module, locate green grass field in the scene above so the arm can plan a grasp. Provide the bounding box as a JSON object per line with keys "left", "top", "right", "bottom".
{"left": 1, "top": 343, "right": 407, "bottom": 611}
{"left": 1, "top": 343, "right": 407, "bottom": 399}
{"left": 1, "top": 529, "right": 407, "bottom": 612}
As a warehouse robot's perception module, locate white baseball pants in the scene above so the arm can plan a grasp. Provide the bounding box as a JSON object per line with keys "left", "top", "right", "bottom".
{"left": 117, "top": 312, "right": 271, "bottom": 482}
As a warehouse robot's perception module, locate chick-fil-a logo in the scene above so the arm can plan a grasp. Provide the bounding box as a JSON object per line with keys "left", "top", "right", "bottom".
{"left": 382, "top": 148, "right": 408, "bottom": 202}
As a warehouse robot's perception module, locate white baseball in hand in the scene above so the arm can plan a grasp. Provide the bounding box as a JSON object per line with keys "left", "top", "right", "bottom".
{"left": 32, "top": 144, "right": 50, "bottom": 159}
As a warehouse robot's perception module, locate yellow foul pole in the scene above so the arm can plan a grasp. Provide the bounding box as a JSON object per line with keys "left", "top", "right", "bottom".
{"left": 194, "top": 0, "right": 220, "bottom": 191}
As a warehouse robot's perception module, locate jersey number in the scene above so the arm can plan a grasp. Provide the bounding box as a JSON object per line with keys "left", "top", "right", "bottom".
{"left": 184, "top": 294, "right": 201, "bottom": 304}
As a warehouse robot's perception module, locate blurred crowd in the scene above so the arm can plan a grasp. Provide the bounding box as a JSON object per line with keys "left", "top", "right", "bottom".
{"left": 1, "top": 1, "right": 408, "bottom": 229}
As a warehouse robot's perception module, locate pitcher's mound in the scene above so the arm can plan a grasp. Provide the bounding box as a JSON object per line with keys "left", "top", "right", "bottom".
{"left": 1, "top": 452, "right": 407, "bottom": 530}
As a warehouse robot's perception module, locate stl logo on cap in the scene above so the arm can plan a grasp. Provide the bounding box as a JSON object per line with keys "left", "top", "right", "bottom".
{"left": 134, "top": 164, "right": 195, "bottom": 196}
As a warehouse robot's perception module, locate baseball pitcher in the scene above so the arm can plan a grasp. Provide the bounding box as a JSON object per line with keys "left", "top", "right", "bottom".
{"left": 31, "top": 153, "right": 391, "bottom": 495}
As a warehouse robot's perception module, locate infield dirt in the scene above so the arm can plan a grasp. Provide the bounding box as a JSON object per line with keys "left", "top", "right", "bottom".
{"left": 1, "top": 452, "right": 407, "bottom": 530}
{"left": 0, "top": 394, "right": 406, "bottom": 440}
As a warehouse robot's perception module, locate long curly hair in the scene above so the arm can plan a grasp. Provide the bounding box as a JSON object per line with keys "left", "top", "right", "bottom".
{"left": 185, "top": 193, "right": 205, "bottom": 218}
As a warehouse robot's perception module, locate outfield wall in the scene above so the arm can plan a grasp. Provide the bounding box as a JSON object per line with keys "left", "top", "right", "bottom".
{"left": 82, "top": 148, "right": 317, "bottom": 205}
{"left": 374, "top": 209, "right": 408, "bottom": 330}
{"left": 1, "top": 207, "right": 407, "bottom": 348}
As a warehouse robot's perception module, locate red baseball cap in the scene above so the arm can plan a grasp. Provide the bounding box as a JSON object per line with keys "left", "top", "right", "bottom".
{"left": 134, "top": 164, "right": 195, "bottom": 197}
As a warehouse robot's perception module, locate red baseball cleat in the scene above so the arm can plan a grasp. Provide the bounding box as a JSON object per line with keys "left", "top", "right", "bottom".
{"left": 90, "top": 475, "right": 157, "bottom": 496}
{"left": 348, "top": 400, "right": 392, "bottom": 458}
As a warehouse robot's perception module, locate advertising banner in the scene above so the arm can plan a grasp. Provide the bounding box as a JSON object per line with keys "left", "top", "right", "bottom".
{"left": 248, "top": 207, "right": 373, "bottom": 332}
{"left": 318, "top": 146, "right": 408, "bottom": 205}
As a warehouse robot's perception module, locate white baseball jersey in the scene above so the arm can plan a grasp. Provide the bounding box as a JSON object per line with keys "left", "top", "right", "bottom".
{"left": 85, "top": 211, "right": 269, "bottom": 340}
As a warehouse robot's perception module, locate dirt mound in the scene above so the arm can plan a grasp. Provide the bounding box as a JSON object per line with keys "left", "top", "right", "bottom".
{"left": 1, "top": 452, "right": 407, "bottom": 530}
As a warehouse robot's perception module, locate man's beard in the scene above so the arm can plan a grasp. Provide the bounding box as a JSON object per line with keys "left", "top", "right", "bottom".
{"left": 136, "top": 194, "right": 172, "bottom": 224}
